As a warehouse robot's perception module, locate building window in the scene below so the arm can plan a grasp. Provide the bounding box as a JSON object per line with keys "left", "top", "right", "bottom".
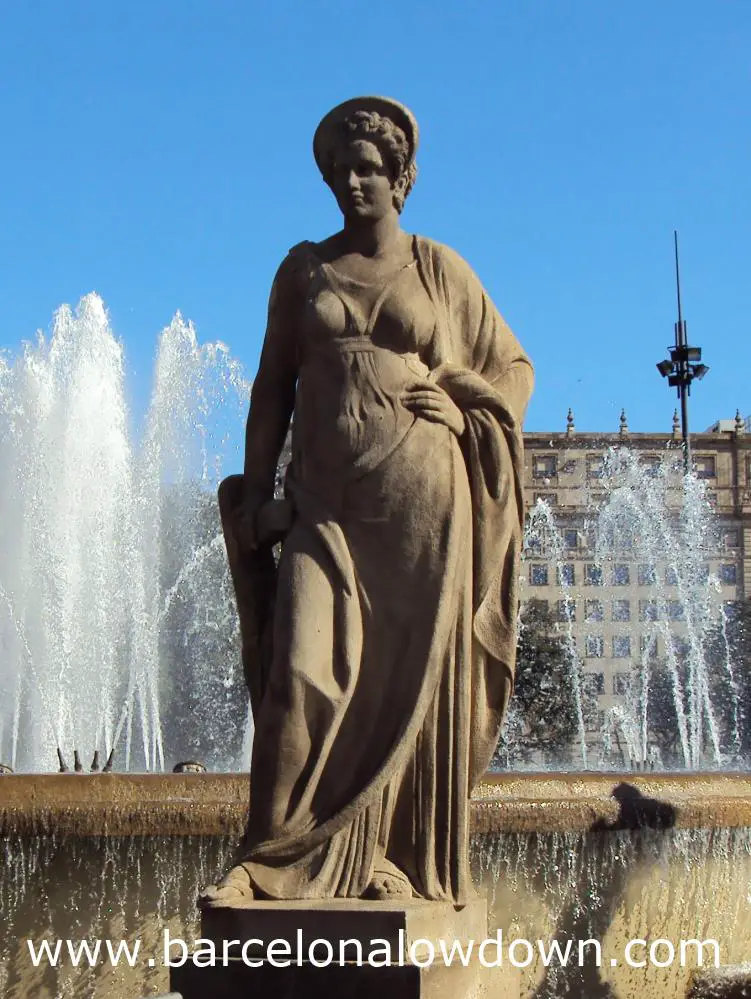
{"left": 725, "top": 530, "right": 740, "bottom": 550}
{"left": 613, "top": 635, "right": 631, "bottom": 658}
{"left": 585, "top": 710, "right": 606, "bottom": 732}
{"left": 642, "top": 456, "right": 660, "bottom": 478}
{"left": 525, "top": 535, "right": 542, "bottom": 555}
{"left": 558, "top": 563, "right": 575, "bottom": 586}
{"left": 587, "top": 456, "right": 605, "bottom": 480}
{"left": 665, "top": 566, "right": 679, "bottom": 585}
{"left": 724, "top": 601, "right": 740, "bottom": 622}
{"left": 612, "top": 599, "right": 631, "bottom": 622}
{"left": 527, "top": 598, "right": 549, "bottom": 614}
{"left": 585, "top": 634, "right": 604, "bottom": 657}
{"left": 672, "top": 637, "right": 690, "bottom": 658}
{"left": 533, "top": 454, "right": 558, "bottom": 478}
{"left": 530, "top": 564, "right": 548, "bottom": 586}
{"left": 584, "top": 564, "right": 603, "bottom": 586}
{"left": 563, "top": 529, "right": 579, "bottom": 550}
{"left": 639, "top": 599, "right": 659, "bottom": 621}
{"left": 666, "top": 600, "right": 684, "bottom": 621}
{"left": 694, "top": 455, "right": 716, "bottom": 479}
{"left": 638, "top": 564, "right": 656, "bottom": 586}
{"left": 534, "top": 492, "right": 557, "bottom": 505}
{"left": 706, "top": 490, "right": 718, "bottom": 508}
{"left": 720, "top": 564, "right": 737, "bottom": 585}
{"left": 611, "top": 528, "right": 634, "bottom": 551}
{"left": 613, "top": 672, "right": 631, "bottom": 695}
{"left": 612, "top": 564, "right": 630, "bottom": 586}
{"left": 556, "top": 598, "right": 576, "bottom": 622}
{"left": 584, "top": 599, "right": 604, "bottom": 622}
{"left": 583, "top": 672, "right": 605, "bottom": 696}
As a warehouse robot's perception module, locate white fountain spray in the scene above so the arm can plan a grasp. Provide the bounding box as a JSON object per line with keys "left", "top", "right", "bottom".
{"left": 519, "top": 446, "right": 741, "bottom": 770}
{"left": 0, "top": 295, "right": 251, "bottom": 772}
{"left": 523, "top": 500, "right": 590, "bottom": 767}
{"left": 594, "top": 449, "right": 733, "bottom": 769}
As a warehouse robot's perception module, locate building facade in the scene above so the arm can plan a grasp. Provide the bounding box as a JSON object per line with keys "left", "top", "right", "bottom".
{"left": 519, "top": 413, "right": 751, "bottom": 763}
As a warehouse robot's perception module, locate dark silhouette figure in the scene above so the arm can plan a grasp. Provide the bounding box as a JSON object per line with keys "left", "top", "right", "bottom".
{"left": 531, "top": 783, "right": 677, "bottom": 999}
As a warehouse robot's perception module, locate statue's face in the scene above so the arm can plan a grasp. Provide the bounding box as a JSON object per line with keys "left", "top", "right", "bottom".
{"left": 330, "top": 139, "right": 396, "bottom": 222}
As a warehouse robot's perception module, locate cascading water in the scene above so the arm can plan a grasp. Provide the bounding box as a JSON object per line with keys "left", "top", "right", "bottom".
{"left": 0, "top": 294, "right": 251, "bottom": 773}
{"left": 520, "top": 447, "right": 743, "bottom": 770}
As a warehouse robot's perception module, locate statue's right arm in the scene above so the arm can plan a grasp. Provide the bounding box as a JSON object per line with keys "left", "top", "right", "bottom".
{"left": 241, "top": 254, "right": 300, "bottom": 511}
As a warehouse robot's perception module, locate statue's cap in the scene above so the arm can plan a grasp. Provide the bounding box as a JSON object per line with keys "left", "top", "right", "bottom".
{"left": 313, "top": 96, "right": 419, "bottom": 175}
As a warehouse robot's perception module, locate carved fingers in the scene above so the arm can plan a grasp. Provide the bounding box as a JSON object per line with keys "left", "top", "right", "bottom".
{"left": 402, "top": 383, "right": 465, "bottom": 437}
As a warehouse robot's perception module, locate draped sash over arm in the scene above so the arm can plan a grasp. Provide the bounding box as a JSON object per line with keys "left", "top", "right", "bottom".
{"left": 415, "top": 236, "right": 534, "bottom": 782}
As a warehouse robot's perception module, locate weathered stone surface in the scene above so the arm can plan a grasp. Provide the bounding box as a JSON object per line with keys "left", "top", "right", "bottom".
{"left": 201, "top": 94, "right": 533, "bottom": 905}
{"left": 199, "top": 898, "right": 488, "bottom": 958}
{"left": 2, "top": 772, "right": 751, "bottom": 837}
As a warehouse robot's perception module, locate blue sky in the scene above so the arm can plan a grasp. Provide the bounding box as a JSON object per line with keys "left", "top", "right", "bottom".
{"left": 1, "top": 1, "right": 748, "bottom": 434}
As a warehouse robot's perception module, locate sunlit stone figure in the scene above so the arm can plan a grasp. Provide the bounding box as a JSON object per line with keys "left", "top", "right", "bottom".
{"left": 203, "top": 96, "right": 534, "bottom": 905}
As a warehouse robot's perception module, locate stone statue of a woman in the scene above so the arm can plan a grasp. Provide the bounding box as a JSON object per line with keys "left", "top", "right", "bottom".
{"left": 201, "top": 96, "right": 533, "bottom": 907}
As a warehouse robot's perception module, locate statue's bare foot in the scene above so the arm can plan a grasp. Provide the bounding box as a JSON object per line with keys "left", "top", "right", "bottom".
{"left": 364, "top": 864, "right": 413, "bottom": 901}
{"left": 198, "top": 864, "right": 255, "bottom": 909}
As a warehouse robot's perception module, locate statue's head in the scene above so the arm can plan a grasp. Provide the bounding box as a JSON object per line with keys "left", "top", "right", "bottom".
{"left": 314, "top": 97, "right": 418, "bottom": 222}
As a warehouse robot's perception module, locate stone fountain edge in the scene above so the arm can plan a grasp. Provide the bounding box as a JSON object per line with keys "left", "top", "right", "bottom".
{"left": 2, "top": 772, "right": 750, "bottom": 836}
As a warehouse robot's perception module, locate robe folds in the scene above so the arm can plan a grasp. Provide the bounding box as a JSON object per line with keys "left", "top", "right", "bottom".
{"left": 219, "top": 235, "right": 533, "bottom": 903}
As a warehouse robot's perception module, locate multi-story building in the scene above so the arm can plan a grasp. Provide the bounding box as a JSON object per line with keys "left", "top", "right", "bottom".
{"left": 519, "top": 409, "right": 750, "bottom": 763}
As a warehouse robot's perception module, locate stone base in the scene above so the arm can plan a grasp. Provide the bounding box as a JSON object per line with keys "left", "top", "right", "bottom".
{"left": 170, "top": 898, "right": 519, "bottom": 998}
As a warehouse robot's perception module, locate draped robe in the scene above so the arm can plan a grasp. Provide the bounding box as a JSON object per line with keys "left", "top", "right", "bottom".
{"left": 219, "top": 235, "right": 533, "bottom": 902}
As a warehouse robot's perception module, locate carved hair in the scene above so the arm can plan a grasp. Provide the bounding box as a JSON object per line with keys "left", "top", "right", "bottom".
{"left": 321, "top": 110, "right": 418, "bottom": 213}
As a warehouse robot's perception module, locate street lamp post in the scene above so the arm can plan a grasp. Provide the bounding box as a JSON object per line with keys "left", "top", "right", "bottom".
{"left": 656, "top": 231, "right": 709, "bottom": 476}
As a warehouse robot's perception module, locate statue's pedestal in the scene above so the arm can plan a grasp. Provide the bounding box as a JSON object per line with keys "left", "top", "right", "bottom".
{"left": 171, "top": 898, "right": 519, "bottom": 998}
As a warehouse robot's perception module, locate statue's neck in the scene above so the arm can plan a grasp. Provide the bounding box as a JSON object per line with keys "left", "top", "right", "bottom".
{"left": 340, "top": 212, "right": 404, "bottom": 259}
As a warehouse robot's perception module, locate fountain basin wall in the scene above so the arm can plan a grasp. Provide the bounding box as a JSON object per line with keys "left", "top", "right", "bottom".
{"left": 2, "top": 773, "right": 751, "bottom": 998}
{"left": 2, "top": 771, "right": 751, "bottom": 835}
